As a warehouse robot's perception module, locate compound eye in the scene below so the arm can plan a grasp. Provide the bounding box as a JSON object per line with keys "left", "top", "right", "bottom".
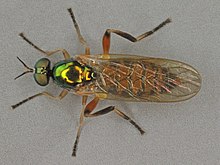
{"left": 34, "top": 58, "right": 50, "bottom": 69}
{"left": 34, "top": 58, "right": 51, "bottom": 86}
{"left": 34, "top": 74, "right": 49, "bottom": 86}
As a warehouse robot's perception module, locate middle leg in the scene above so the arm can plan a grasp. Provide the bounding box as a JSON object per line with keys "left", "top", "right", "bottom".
{"left": 11, "top": 89, "right": 68, "bottom": 109}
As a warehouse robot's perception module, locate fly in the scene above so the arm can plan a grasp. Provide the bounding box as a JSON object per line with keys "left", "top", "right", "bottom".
{"left": 12, "top": 8, "right": 201, "bottom": 157}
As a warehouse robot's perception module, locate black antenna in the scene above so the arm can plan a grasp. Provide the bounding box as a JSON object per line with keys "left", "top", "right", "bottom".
{"left": 14, "top": 57, "right": 34, "bottom": 80}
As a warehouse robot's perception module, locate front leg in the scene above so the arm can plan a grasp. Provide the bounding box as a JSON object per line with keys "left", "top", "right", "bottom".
{"left": 19, "top": 33, "right": 71, "bottom": 59}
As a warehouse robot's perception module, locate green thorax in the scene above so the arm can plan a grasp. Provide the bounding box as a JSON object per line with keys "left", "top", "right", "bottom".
{"left": 52, "top": 59, "right": 95, "bottom": 89}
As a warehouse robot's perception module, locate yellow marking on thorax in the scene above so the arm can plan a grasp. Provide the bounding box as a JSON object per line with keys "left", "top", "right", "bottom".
{"left": 82, "top": 67, "right": 91, "bottom": 81}
{"left": 61, "top": 68, "right": 74, "bottom": 83}
{"left": 85, "top": 72, "right": 91, "bottom": 80}
{"left": 75, "top": 66, "right": 83, "bottom": 82}
{"left": 61, "top": 65, "right": 91, "bottom": 84}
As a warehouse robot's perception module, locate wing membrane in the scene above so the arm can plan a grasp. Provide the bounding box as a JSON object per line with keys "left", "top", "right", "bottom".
{"left": 77, "top": 54, "right": 201, "bottom": 102}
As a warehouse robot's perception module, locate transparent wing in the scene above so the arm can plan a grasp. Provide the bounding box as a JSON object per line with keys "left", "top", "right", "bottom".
{"left": 77, "top": 54, "right": 201, "bottom": 102}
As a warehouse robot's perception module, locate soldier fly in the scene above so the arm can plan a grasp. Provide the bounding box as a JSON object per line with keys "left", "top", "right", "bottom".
{"left": 12, "top": 8, "right": 201, "bottom": 156}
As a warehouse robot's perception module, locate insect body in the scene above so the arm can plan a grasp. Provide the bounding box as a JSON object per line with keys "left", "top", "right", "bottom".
{"left": 12, "top": 8, "right": 201, "bottom": 157}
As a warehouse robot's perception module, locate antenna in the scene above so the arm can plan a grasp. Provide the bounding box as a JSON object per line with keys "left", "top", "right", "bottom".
{"left": 14, "top": 56, "right": 34, "bottom": 80}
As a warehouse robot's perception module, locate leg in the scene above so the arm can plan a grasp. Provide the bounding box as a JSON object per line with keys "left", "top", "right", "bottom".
{"left": 19, "top": 33, "right": 71, "bottom": 59}
{"left": 85, "top": 107, "right": 145, "bottom": 135}
{"left": 67, "top": 8, "right": 90, "bottom": 55}
{"left": 72, "top": 95, "right": 88, "bottom": 157}
{"left": 84, "top": 97, "right": 144, "bottom": 134}
{"left": 11, "top": 89, "right": 68, "bottom": 109}
{"left": 102, "top": 18, "right": 171, "bottom": 55}
{"left": 72, "top": 96, "right": 98, "bottom": 156}
{"left": 72, "top": 96, "right": 145, "bottom": 156}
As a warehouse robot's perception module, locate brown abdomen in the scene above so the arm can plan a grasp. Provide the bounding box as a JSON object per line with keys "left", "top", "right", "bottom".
{"left": 97, "top": 60, "right": 177, "bottom": 100}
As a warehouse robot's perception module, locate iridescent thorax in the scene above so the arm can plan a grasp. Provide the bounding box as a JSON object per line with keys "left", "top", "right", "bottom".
{"left": 52, "top": 59, "right": 95, "bottom": 89}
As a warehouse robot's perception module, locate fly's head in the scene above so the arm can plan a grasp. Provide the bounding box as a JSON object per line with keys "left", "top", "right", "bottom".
{"left": 15, "top": 57, "right": 52, "bottom": 86}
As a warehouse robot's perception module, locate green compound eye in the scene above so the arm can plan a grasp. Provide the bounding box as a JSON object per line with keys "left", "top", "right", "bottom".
{"left": 34, "top": 58, "right": 51, "bottom": 86}
{"left": 34, "top": 58, "right": 50, "bottom": 69}
{"left": 34, "top": 74, "right": 49, "bottom": 86}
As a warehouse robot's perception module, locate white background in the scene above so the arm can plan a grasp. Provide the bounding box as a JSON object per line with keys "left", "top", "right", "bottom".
{"left": 1, "top": 0, "right": 219, "bottom": 164}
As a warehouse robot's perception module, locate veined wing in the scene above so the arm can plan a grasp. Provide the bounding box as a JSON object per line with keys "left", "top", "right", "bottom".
{"left": 77, "top": 54, "right": 201, "bottom": 102}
